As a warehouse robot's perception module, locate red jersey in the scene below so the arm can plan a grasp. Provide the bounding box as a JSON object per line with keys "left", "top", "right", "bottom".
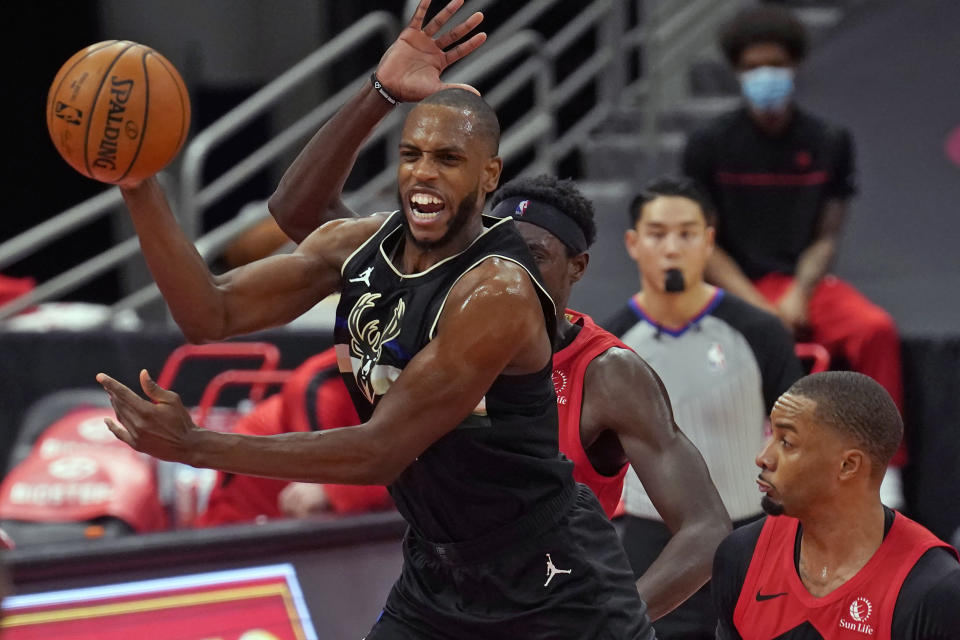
{"left": 733, "top": 512, "right": 957, "bottom": 639}
{"left": 198, "top": 349, "right": 391, "bottom": 526}
{"left": 553, "top": 309, "right": 630, "bottom": 518}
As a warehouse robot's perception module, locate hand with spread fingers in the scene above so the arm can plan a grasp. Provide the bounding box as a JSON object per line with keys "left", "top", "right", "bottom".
{"left": 376, "top": 0, "right": 487, "bottom": 101}
{"left": 96, "top": 369, "right": 198, "bottom": 464}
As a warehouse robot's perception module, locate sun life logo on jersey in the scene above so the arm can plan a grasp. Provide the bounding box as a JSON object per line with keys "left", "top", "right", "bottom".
{"left": 838, "top": 596, "right": 874, "bottom": 634}
{"left": 552, "top": 369, "right": 568, "bottom": 405}
{"left": 707, "top": 342, "right": 727, "bottom": 372}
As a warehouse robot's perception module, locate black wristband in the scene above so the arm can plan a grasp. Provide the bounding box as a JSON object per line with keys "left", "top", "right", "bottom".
{"left": 370, "top": 72, "right": 399, "bottom": 105}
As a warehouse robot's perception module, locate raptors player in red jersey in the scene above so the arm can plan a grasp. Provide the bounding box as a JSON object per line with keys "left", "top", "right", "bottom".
{"left": 713, "top": 371, "right": 960, "bottom": 639}
{"left": 490, "top": 175, "right": 731, "bottom": 621}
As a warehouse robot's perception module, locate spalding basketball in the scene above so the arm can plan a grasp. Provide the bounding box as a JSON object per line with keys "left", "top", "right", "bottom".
{"left": 46, "top": 40, "right": 190, "bottom": 186}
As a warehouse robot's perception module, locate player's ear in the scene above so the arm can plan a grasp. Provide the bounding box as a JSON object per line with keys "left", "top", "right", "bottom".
{"left": 838, "top": 448, "right": 865, "bottom": 481}
{"left": 569, "top": 252, "right": 589, "bottom": 284}
{"left": 624, "top": 228, "right": 639, "bottom": 261}
{"left": 703, "top": 225, "right": 716, "bottom": 260}
{"left": 482, "top": 155, "right": 502, "bottom": 193}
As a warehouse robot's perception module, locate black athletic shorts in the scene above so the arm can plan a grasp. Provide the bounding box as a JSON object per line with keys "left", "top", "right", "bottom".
{"left": 364, "top": 484, "right": 655, "bottom": 639}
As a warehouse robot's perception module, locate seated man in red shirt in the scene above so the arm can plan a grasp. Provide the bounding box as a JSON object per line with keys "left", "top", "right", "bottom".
{"left": 197, "top": 348, "right": 392, "bottom": 526}
{"left": 683, "top": 6, "right": 907, "bottom": 505}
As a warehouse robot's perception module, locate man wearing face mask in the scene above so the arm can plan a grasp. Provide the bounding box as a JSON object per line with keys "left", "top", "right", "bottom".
{"left": 605, "top": 176, "right": 803, "bottom": 639}
{"left": 682, "top": 5, "right": 908, "bottom": 505}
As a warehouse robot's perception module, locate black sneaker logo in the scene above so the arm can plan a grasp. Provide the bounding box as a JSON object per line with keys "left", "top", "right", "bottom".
{"left": 756, "top": 590, "right": 788, "bottom": 601}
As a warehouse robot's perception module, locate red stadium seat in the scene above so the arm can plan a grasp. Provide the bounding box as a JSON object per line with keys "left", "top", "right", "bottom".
{"left": 794, "top": 342, "right": 831, "bottom": 374}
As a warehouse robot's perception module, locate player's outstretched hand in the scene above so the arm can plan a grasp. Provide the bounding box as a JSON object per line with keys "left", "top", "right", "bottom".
{"left": 376, "top": 0, "right": 487, "bottom": 101}
{"left": 96, "top": 369, "right": 197, "bottom": 464}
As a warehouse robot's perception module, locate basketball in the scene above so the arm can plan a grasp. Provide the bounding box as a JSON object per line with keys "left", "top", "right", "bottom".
{"left": 46, "top": 40, "right": 190, "bottom": 187}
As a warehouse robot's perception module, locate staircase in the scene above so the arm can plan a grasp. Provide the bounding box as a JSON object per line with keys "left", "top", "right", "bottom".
{"left": 0, "top": 0, "right": 859, "bottom": 325}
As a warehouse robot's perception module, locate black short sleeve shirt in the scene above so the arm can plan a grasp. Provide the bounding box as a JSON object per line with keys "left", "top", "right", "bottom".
{"left": 683, "top": 107, "right": 856, "bottom": 279}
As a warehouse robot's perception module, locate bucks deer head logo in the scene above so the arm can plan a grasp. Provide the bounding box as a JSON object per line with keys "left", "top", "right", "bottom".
{"left": 347, "top": 292, "right": 405, "bottom": 403}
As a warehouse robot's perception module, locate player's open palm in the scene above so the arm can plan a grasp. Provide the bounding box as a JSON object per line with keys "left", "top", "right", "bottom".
{"left": 96, "top": 369, "right": 196, "bottom": 463}
{"left": 376, "top": 0, "right": 486, "bottom": 101}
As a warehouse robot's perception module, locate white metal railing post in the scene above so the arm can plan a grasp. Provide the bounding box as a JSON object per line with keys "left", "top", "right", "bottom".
{"left": 7, "top": 0, "right": 731, "bottom": 319}
{"left": 599, "top": 0, "right": 628, "bottom": 108}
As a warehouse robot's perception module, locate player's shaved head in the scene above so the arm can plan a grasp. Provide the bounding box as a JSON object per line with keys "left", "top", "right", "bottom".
{"left": 417, "top": 88, "right": 500, "bottom": 155}
{"left": 787, "top": 371, "right": 903, "bottom": 474}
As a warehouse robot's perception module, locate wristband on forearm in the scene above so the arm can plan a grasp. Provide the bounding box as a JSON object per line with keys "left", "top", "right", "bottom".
{"left": 370, "top": 72, "right": 399, "bottom": 105}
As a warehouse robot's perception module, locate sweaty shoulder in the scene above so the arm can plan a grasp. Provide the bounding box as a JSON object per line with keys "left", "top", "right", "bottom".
{"left": 437, "top": 256, "right": 552, "bottom": 374}
{"left": 586, "top": 345, "right": 654, "bottom": 393}
{"left": 446, "top": 256, "right": 544, "bottom": 317}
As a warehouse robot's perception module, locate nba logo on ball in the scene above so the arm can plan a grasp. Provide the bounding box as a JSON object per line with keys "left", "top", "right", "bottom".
{"left": 515, "top": 200, "right": 530, "bottom": 216}
{"left": 54, "top": 102, "right": 83, "bottom": 126}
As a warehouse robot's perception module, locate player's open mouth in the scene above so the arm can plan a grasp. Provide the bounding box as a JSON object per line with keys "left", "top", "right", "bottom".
{"left": 756, "top": 478, "right": 773, "bottom": 493}
{"left": 409, "top": 192, "right": 446, "bottom": 222}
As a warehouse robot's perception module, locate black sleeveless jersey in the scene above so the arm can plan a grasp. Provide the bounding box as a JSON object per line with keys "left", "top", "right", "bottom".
{"left": 334, "top": 211, "right": 573, "bottom": 543}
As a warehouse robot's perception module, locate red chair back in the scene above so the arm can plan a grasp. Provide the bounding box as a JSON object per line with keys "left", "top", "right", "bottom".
{"left": 794, "top": 342, "right": 830, "bottom": 374}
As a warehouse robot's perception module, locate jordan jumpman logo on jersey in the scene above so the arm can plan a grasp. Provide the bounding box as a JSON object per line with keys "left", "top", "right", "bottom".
{"left": 544, "top": 553, "right": 572, "bottom": 586}
{"left": 349, "top": 266, "right": 374, "bottom": 287}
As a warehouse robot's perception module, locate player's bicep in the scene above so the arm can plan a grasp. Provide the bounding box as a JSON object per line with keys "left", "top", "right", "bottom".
{"left": 364, "top": 264, "right": 547, "bottom": 475}
{"left": 215, "top": 216, "right": 379, "bottom": 336}
{"left": 593, "top": 350, "right": 721, "bottom": 528}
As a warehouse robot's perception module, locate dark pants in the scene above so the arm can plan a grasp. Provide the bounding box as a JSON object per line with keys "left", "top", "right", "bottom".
{"left": 366, "top": 485, "right": 656, "bottom": 640}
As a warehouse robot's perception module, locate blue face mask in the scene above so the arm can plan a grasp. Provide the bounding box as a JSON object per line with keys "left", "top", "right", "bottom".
{"left": 739, "top": 66, "right": 795, "bottom": 113}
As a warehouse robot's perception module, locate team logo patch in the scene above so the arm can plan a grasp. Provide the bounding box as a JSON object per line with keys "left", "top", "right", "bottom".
{"left": 552, "top": 369, "right": 568, "bottom": 406}
{"left": 544, "top": 553, "right": 572, "bottom": 587}
{"left": 838, "top": 596, "right": 874, "bottom": 634}
{"left": 552, "top": 369, "right": 567, "bottom": 395}
{"left": 515, "top": 200, "right": 530, "bottom": 216}
{"left": 849, "top": 597, "right": 872, "bottom": 623}
{"left": 707, "top": 342, "right": 727, "bottom": 371}
{"left": 347, "top": 292, "right": 405, "bottom": 403}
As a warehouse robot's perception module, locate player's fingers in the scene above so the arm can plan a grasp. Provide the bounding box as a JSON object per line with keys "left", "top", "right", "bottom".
{"left": 440, "top": 82, "right": 481, "bottom": 97}
{"left": 442, "top": 32, "right": 487, "bottom": 67}
{"left": 435, "top": 11, "right": 483, "bottom": 49}
{"left": 407, "top": 0, "right": 431, "bottom": 29}
{"left": 423, "top": 0, "right": 463, "bottom": 37}
{"left": 96, "top": 373, "right": 147, "bottom": 409}
{"left": 104, "top": 417, "right": 137, "bottom": 448}
{"left": 140, "top": 369, "right": 179, "bottom": 405}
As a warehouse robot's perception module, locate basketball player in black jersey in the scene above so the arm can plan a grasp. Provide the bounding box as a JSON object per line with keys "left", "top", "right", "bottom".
{"left": 96, "top": 1, "right": 655, "bottom": 637}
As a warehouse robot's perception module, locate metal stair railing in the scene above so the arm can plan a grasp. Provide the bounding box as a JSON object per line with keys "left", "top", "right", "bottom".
{"left": 110, "top": 27, "right": 556, "bottom": 319}
{"left": 0, "top": 175, "right": 169, "bottom": 321}
{"left": 2, "top": 0, "right": 739, "bottom": 323}
{"left": 629, "top": 0, "right": 748, "bottom": 164}
{"left": 178, "top": 11, "right": 402, "bottom": 241}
